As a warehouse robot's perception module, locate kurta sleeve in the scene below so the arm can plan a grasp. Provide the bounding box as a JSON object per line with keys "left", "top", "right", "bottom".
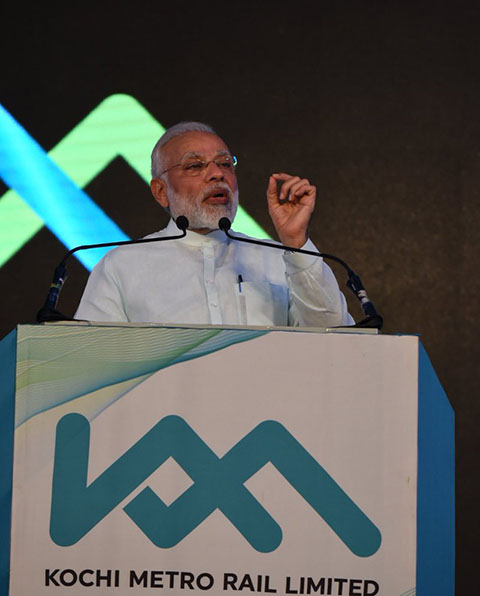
{"left": 283, "top": 239, "right": 354, "bottom": 327}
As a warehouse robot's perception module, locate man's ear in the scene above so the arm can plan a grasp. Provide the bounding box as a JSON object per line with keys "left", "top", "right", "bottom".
{"left": 150, "top": 178, "right": 169, "bottom": 209}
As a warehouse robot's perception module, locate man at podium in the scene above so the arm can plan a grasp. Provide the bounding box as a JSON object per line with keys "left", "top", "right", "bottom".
{"left": 75, "top": 122, "right": 353, "bottom": 327}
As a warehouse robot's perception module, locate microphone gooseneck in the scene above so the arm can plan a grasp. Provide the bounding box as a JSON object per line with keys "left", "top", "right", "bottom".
{"left": 218, "top": 217, "right": 383, "bottom": 329}
{"left": 36, "top": 217, "right": 190, "bottom": 323}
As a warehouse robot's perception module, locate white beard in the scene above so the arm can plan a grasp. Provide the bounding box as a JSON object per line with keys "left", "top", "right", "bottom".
{"left": 166, "top": 182, "right": 239, "bottom": 231}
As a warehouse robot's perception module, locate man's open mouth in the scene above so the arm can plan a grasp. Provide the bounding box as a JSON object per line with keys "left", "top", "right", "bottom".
{"left": 204, "top": 186, "right": 230, "bottom": 203}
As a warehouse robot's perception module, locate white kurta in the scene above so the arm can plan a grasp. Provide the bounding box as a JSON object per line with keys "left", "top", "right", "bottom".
{"left": 75, "top": 219, "right": 353, "bottom": 327}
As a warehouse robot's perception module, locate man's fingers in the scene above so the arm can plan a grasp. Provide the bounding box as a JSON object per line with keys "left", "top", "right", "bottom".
{"left": 293, "top": 182, "right": 315, "bottom": 197}
{"left": 283, "top": 179, "right": 313, "bottom": 201}
{"left": 269, "top": 173, "right": 316, "bottom": 204}
{"left": 271, "top": 173, "right": 297, "bottom": 199}
{"left": 278, "top": 176, "right": 301, "bottom": 200}
{"left": 266, "top": 175, "right": 278, "bottom": 196}
{"left": 271, "top": 172, "right": 291, "bottom": 179}
{"left": 266, "top": 175, "right": 280, "bottom": 206}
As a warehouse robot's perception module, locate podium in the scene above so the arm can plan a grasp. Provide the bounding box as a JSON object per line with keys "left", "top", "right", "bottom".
{"left": 0, "top": 323, "right": 454, "bottom": 595}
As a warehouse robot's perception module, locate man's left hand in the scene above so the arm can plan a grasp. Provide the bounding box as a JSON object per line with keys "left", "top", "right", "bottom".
{"left": 266, "top": 172, "right": 316, "bottom": 248}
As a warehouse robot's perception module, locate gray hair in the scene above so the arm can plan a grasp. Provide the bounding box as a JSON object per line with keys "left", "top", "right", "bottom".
{"left": 151, "top": 121, "right": 216, "bottom": 178}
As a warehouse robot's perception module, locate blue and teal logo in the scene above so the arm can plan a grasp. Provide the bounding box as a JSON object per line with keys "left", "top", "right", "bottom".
{"left": 51, "top": 413, "right": 382, "bottom": 556}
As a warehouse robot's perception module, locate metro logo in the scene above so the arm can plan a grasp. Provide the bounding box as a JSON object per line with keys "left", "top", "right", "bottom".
{"left": 50, "top": 413, "right": 382, "bottom": 557}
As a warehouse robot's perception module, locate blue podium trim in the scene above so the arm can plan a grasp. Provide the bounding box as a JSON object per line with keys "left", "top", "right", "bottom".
{"left": 417, "top": 343, "right": 455, "bottom": 595}
{"left": 0, "top": 329, "right": 16, "bottom": 596}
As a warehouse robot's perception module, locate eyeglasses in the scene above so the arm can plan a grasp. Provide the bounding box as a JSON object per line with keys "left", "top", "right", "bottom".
{"left": 159, "top": 155, "right": 238, "bottom": 177}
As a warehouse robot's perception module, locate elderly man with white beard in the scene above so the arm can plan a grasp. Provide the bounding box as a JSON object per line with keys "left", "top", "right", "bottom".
{"left": 75, "top": 122, "right": 353, "bottom": 327}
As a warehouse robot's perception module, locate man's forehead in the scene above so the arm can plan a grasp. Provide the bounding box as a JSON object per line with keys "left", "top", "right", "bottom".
{"left": 164, "top": 131, "right": 230, "bottom": 162}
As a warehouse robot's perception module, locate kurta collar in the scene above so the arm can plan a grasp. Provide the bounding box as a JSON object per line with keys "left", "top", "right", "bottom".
{"left": 162, "top": 217, "right": 230, "bottom": 247}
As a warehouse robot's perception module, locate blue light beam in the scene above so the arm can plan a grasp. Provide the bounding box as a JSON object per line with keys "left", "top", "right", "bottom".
{"left": 0, "top": 104, "right": 129, "bottom": 270}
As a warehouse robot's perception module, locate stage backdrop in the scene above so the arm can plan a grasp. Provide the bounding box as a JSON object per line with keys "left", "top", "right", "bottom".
{"left": 1, "top": 5, "right": 478, "bottom": 593}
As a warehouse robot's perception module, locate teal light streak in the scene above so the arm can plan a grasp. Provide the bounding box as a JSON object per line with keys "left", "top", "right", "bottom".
{"left": 0, "top": 104, "right": 129, "bottom": 270}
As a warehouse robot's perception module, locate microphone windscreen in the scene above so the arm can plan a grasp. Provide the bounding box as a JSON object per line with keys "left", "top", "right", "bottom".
{"left": 176, "top": 215, "right": 189, "bottom": 231}
{"left": 218, "top": 217, "right": 231, "bottom": 231}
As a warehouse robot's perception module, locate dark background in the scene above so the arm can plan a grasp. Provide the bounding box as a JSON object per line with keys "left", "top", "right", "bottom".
{"left": 2, "top": 2, "right": 478, "bottom": 591}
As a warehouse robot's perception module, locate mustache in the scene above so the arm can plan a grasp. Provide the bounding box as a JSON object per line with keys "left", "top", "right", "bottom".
{"left": 201, "top": 183, "right": 233, "bottom": 201}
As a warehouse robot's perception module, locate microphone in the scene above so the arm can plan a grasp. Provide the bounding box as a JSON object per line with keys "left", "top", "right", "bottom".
{"left": 218, "top": 217, "right": 383, "bottom": 329}
{"left": 36, "top": 216, "right": 190, "bottom": 323}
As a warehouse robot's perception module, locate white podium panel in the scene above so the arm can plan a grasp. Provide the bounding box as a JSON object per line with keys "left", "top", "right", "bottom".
{"left": 0, "top": 324, "right": 454, "bottom": 595}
